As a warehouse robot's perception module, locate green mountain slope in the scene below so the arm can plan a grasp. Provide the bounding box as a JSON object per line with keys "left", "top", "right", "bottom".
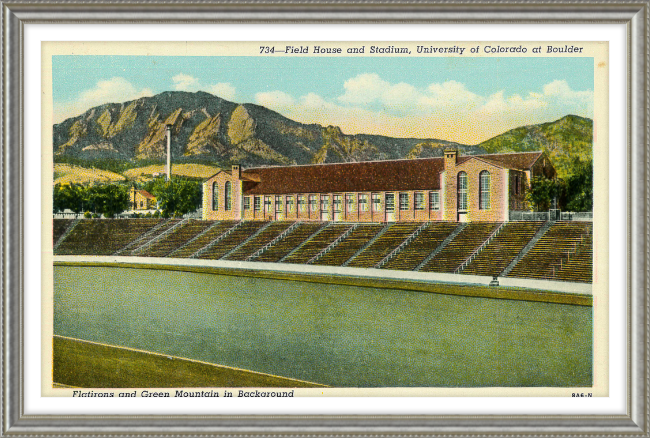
{"left": 478, "top": 115, "right": 593, "bottom": 178}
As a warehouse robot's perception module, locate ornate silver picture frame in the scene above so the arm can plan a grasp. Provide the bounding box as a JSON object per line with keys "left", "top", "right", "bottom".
{"left": 3, "top": 1, "right": 647, "bottom": 435}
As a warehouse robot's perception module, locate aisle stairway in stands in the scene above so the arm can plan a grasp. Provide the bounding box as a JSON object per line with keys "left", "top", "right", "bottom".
{"left": 55, "top": 219, "right": 163, "bottom": 256}
{"left": 506, "top": 221, "right": 592, "bottom": 283}
{"left": 198, "top": 221, "right": 268, "bottom": 260}
{"left": 347, "top": 222, "right": 422, "bottom": 268}
{"left": 461, "top": 221, "right": 545, "bottom": 277}
{"left": 170, "top": 221, "right": 238, "bottom": 258}
{"left": 252, "top": 222, "right": 326, "bottom": 263}
{"left": 137, "top": 220, "right": 216, "bottom": 258}
{"left": 418, "top": 222, "right": 502, "bottom": 273}
{"left": 282, "top": 224, "right": 352, "bottom": 265}
{"left": 381, "top": 222, "right": 458, "bottom": 271}
{"left": 311, "top": 224, "right": 384, "bottom": 266}
{"left": 225, "top": 222, "right": 295, "bottom": 261}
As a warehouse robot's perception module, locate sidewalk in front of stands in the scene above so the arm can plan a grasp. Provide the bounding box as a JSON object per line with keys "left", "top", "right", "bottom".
{"left": 53, "top": 255, "right": 592, "bottom": 296}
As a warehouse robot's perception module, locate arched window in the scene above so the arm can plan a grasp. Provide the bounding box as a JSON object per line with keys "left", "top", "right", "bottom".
{"left": 457, "top": 172, "right": 468, "bottom": 211}
{"left": 212, "top": 182, "right": 218, "bottom": 211}
{"left": 225, "top": 181, "right": 232, "bottom": 211}
{"left": 479, "top": 171, "right": 491, "bottom": 210}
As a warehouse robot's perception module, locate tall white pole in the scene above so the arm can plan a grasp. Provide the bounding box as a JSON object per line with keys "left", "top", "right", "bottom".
{"left": 165, "top": 124, "right": 172, "bottom": 181}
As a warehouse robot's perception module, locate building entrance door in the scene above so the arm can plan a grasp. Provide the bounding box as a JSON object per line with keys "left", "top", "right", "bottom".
{"left": 275, "top": 196, "right": 284, "bottom": 221}
{"left": 385, "top": 193, "right": 396, "bottom": 222}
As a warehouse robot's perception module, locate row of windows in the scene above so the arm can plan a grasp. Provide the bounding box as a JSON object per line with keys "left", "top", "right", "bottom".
{"left": 457, "top": 171, "right": 491, "bottom": 211}
{"left": 241, "top": 192, "right": 441, "bottom": 212}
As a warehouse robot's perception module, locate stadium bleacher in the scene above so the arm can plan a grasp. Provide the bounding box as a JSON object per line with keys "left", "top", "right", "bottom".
{"left": 53, "top": 219, "right": 75, "bottom": 245}
{"left": 311, "top": 224, "right": 384, "bottom": 266}
{"left": 54, "top": 219, "right": 163, "bottom": 256}
{"left": 282, "top": 224, "right": 352, "bottom": 265}
{"left": 169, "top": 221, "right": 238, "bottom": 258}
{"left": 347, "top": 222, "right": 423, "bottom": 268}
{"left": 461, "top": 221, "right": 545, "bottom": 277}
{"left": 224, "top": 222, "right": 295, "bottom": 261}
{"left": 419, "top": 222, "right": 502, "bottom": 273}
{"left": 506, "top": 221, "right": 592, "bottom": 282}
{"left": 252, "top": 222, "right": 326, "bottom": 263}
{"left": 137, "top": 220, "right": 216, "bottom": 258}
{"left": 198, "top": 221, "right": 269, "bottom": 260}
{"left": 381, "top": 222, "right": 458, "bottom": 271}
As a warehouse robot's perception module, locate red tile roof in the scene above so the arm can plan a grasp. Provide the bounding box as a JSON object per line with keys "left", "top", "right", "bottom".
{"left": 234, "top": 151, "right": 544, "bottom": 196}
{"left": 137, "top": 190, "right": 156, "bottom": 200}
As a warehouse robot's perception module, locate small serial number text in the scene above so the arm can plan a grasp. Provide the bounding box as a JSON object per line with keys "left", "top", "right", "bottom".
{"left": 572, "top": 393, "right": 593, "bottom": 397}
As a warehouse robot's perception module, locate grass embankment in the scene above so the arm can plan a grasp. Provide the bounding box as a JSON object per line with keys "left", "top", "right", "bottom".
{"left": 54, "top": 164, "right": 126, "bottom": 185}
{"left": 53, "top": 335, "right": 325, "bottom": 388}
{"left": 122, "top": 164, "right": 220, "bottom": 181}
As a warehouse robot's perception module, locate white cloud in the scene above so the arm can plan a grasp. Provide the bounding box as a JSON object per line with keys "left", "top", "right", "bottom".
{"left": 255, "top": 91, "right": 295, "bottom": 109}
{"left": 172, "top": 73, "right": 237, "bottom": 100}
{"left": 172, "top": 73, "right": 200, "bottom": 91}
{"left": 209, "top": 83, "right": 236, "bottom": 101}
{"left": 54, "top": 77, "right": 153, "bottom": 123}
{"left": 255, "top": 75, "right": 593, "bottom": 144}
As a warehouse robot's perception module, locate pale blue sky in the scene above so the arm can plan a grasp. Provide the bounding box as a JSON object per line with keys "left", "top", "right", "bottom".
{"left": 53, "top": 55, "right": 594, "bottom": 143}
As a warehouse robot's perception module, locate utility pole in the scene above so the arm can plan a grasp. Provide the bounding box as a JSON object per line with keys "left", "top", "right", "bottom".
{"left": 165, "top": 124, "right": 172, "bottom": 181}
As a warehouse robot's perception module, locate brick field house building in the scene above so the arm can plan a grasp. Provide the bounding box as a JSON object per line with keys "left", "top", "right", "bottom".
{"left": 203, "top": 150, "right": 555, "bottom": 223}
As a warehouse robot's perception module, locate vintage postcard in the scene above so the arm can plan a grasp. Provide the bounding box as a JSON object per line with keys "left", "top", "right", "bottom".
{"left": 42, "top": 41, "right": 607, "bottom": 398}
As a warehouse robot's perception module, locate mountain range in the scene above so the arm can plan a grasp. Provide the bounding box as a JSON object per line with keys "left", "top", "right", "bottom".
{"left": 53, "top": 91, "right": 593, "bottom": 178}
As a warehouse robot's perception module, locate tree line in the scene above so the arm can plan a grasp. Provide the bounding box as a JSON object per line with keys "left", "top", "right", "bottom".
{"left": 53, "top": 177, "right": 202, "bottom": 218}
{"left": 526, "top": 158, "right": 592, "bottom": 212}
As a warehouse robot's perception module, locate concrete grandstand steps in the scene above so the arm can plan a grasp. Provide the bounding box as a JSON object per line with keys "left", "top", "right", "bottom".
{"left": 418, "top": 222, "right": 502, "bottom": 273}
{"left": 53, "top": 219, "right": 76, "bottom": 247}
{"left": 311, "top": 224, "right": 385, "bottom": 267}
{"left": 114, "top": 218, "right": 174, "bottom": 255}
{"left": 506, "top": 221, "right": 593, "bottom": 282}
{"left": 375, "top": 222, "right": 431, "bottom": 269}
{"left": 56, "top": 219, "right": 164, "bottom": 256}
{"left": 128, "top": 219, "right": 187, "bottom": 256}
{"left": 137, "top": 220, "right": 215, "bottom": 258}
{"left": 347, "top": 222, "right": 423, "bottom": 268}
{"left": 282, "top": 223, "right": 353, "bottom": 265}
{"left": 53, "top": 219, "right": 80, "bottom": 251}
{"left": 224, "top": 222, "right": 295, "bottom": 261}
{"left": 198, "top": 221, "right": 269, "bottom": 260}
{"left": 253, "top": 222, "right": 326, "bottom": 263}
{"left": 172, "top": 221, "right": 239, "bottom": 258}
{"left": 341, "top": 223, "right": 392, "bottom": 267}
{"left": 382, "top": 222, "right": 459, "bottom": 271}
{"left": 553, "top": 233, "right": 593, "bottom": 283}
{"left": 460, "top": 221, "right": 545, "bottom": 277}
{"left": 500, "top": 221, "right": 554, "bottom": 277}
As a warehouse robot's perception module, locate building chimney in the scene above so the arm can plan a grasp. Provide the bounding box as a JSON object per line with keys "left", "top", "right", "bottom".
{"left": 165, "top": 124, "right": 172, "bottom": 181}
{"left": 444, "top": 148, "right": 458, "bottom": 170}
{"left": 231, "top": 164, "right": 241, "bottom": 179}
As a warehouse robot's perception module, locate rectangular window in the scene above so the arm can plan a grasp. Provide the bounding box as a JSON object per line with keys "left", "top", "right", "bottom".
{"left": 372, "top": 193, "right": 381, "bottom": 212}
{"left": 286, "top": 196, "right": 295, "bottom": 213}
{"left": 385, "top": 193, "right": 395, "bottom": 212}
{"left": 298, "top": 196, "right": 307, "bottom": 212}
{"left": 399, "top": 192, "right": 409, "bottom": 211}
{"left": 480, "top": 172, "right": 491, "bottom": 210}
{"left": 358, "top": 194, "right": 369, "bottom": 212}
{"left": 264, "top": 196, "right": 272, "bottom": 213}
{"left": 333, "top": 195, "right": 342, "bottom": 212}
{"left": 321, "top": 195, "right": 330, "bottom": 211}
{"left": 309, "top": 195, "right": 318, "bottom": 212}
{"left": 429, "top": 192, "right": 440, "bottom": 210}
{"left": 275, "top": 196, "right": 283, "bottom": 212}
{"left": 346, "top": 194, "right": 355, "bottom": 212}
{"left": 414, "top": 192, "right": 425, "bottom": 210}
{"left": 254, "top": 196, "right": 261, "bottom": 211}
{"left": 244, "top": 197, "right": 251, "bottom": 210}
